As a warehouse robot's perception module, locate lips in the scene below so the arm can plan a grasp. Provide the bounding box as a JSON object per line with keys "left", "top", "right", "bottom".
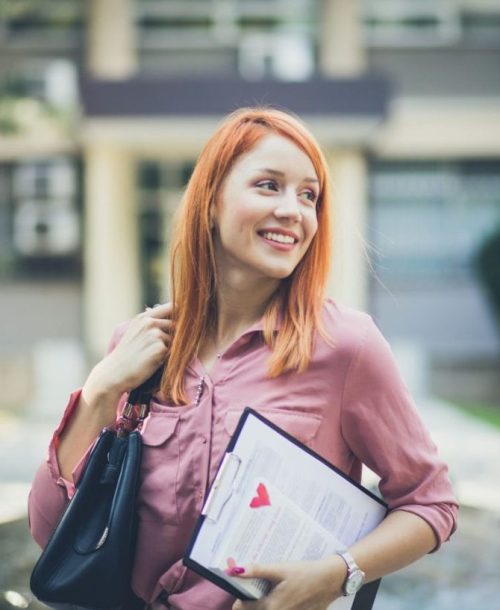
{"left": 257, "top": 228, "right": 299, "bottom": 245}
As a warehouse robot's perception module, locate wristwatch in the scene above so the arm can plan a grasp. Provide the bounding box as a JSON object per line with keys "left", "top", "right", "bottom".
{"left": 335, "top": 549, "right": 366, "bottom": 596}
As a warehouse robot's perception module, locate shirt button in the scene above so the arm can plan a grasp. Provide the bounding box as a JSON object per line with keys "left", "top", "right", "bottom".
{"left": 158, "top": 590, "right": 169, "bottom": 604}
{"left": 201, "top": 436, "right": 207, "bottom": 444}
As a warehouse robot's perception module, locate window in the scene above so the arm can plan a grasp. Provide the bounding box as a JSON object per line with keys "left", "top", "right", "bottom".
{"left": 461, "top": 7, "right": 500, "bottom": 46}
{"left": 135, "top": 0, "right": 319, "bottom": 79}
{"left": 362, "top": 0, "right": 500, "bottom": 48}
{"left": 369, "top": 160, "right": 500, "bottom": 285}
{"left": 0, "top": 158, "right": 81, "bottom": 278}
{"left": 138, "top": 159, "right": 195, "bottom": 306}
{"left": 361, "top": 0, "right": 460, "bottom": 47}
{"left": 0, "top": 0, "right": 83, "bottom": 49}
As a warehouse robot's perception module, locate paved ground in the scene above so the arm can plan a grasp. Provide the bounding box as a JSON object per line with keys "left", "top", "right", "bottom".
{"left": 418, "top": 397, "right": 500, "bottom": 514}
{"left": 1, "top": 396, "right": 500, "bottom": 609}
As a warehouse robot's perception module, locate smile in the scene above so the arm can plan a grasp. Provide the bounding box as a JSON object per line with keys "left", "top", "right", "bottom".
{"left": 260, "top": 231, "right": 296, "bottom": 245}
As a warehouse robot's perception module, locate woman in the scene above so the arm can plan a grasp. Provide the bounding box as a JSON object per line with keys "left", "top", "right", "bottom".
{"left": 29, "top": 107, "right": 458, "bottom": 610}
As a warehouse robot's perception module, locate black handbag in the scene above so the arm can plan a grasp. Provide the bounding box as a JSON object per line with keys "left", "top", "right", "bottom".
{"left": 30, "top": 368, "right": 163, "bottom": 610}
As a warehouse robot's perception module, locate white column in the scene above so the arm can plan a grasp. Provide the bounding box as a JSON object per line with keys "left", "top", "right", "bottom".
{"left": 320, "top": 0, "right": 366, "bottom": 77}
{"left": 326, "top": 149, "right": 369, "bottom": 312}
{"left": 87, "top": 0, "right": 137, "bottom": 78}
{"left": 84, "top": 144, "right": 141, "bottom": 360}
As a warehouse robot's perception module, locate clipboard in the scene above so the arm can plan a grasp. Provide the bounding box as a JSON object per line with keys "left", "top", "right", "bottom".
{"left": 183, "top": 408, "right": 387, "bottom": 609}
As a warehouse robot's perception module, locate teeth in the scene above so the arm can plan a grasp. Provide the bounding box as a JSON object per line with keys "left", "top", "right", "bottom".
{"left": 262, "top": 232, "right": 295, "bottom": 244}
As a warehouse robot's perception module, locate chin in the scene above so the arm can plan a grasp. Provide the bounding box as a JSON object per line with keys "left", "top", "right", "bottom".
{"left": 260, "top": 265, "right": 296, "bottom": 280}
{"left": 243, "top": 256, "right": 299, "bottom": 281}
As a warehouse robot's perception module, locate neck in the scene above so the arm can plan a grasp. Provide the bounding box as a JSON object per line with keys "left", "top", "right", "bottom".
{"left": 212, "top": 268, "right": 279, "bottom": 347}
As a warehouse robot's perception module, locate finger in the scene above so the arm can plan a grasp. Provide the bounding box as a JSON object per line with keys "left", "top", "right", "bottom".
{"left": 240, "top": 563, "right": 285, "bottom": 583}
{"left": 148, "top": 302, "right": 174, "bottom": 318}
{"left": 139, "top": 303, "right": 173, "bottom": 318}
{"left": 155, "top": 318, "right": 174, "bottom": 333}
{"left": 154, "top": 329, "right": 172, "bottom": 349}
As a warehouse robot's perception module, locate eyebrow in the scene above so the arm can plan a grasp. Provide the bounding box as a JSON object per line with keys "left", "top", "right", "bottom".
{"left": 255, "top": 168, "right": 319, "bottom": 184}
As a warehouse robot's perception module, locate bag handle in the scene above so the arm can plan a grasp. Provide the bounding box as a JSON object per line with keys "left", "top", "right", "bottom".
{"left": 117, "top": 366, "right": 164, "bottom": 436}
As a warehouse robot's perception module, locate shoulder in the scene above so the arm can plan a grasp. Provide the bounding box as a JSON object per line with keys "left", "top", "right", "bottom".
{"left": 320, "top": 298, "right": 374, "bottom": 347}
{"left": 317, "top": 298, "right": 393, "bottom": 369}
{"left": 320, "top": 299, "right": 406, "bottom": 393}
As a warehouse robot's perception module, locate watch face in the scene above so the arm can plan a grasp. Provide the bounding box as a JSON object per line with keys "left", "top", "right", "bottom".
{"left": 345, "top": 570, "right": 364, "bottom": 595}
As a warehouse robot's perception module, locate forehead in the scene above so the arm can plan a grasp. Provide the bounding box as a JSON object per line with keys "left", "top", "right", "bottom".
{"left": 231, "top": 133, "right": 318, "bottom": 179}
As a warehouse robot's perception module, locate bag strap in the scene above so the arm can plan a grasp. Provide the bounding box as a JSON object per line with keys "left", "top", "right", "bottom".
{"left": 117, "top": 366, "right": 164, "bottom": 437}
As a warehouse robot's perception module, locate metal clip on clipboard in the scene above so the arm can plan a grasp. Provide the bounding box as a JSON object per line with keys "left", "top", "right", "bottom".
{"left": 201, "top": 452, "right": 242, "bottom": 523}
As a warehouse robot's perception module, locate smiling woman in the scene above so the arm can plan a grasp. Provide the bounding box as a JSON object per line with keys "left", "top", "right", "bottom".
{"left": 165, "top": 109, "right": 333, "bottom": 398}
{"left": 28, "top": 107, "right": 458, "bottom": 610}
{"left": 213, "top": 135, "right": 318, "bottom": 278}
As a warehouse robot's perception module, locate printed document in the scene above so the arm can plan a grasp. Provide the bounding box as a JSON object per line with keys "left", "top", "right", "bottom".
{"left": 185, "top": 409, "right": 387, "bottom": 609}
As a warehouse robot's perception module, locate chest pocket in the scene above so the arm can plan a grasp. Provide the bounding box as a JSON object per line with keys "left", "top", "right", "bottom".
{"left": 138, "top": 411, "right": 181, "bottom": 524}
{"left": 224, "top": 407, "right": 323, "bottom": 448}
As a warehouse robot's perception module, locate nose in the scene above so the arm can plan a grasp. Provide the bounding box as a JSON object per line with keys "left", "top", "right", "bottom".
{"left": 273, "top": 190, "right": 302, "bottom": 222}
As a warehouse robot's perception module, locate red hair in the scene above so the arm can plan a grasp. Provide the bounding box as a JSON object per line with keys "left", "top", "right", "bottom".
{"left": 162, "top": 107, "right": 332, "bottom": 404}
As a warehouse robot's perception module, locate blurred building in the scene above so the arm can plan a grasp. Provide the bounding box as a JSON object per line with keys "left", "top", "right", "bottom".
{"left": 1, "top": 0, "right": 499, "bottom": 409}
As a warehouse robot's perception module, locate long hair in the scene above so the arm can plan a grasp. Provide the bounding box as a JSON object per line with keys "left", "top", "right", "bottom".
{"left": 162, "top": 107, "right": 333, "bottom": 404}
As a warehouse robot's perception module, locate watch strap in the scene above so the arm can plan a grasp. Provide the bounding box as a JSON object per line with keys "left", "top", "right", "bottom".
{"left": 336, "top": 549, "right": 358, "bottom": 574}
{"left": 335, "top": 549, "right": 365, "bottom": 596}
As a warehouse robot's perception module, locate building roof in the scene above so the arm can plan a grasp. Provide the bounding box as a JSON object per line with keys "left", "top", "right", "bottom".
{"left": 80, "top": 74, "right": 391, "bottom": 118}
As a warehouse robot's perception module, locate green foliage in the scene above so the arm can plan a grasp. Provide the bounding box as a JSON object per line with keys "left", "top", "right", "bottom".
{"left": 0, "top": 98, "right": 19, "bottom": 135}
{"left": 453, "top": 402, "right": 500, "bottom": 430}
{"left": 476, "top": 227, "right": 500, "bottom": 330}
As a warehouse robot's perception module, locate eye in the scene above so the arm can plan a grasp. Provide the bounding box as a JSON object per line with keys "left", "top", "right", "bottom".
{"left": 299, "top": 188, "right": 318, "bottom": 204}
{"left": 256, "top": 180, "right": 279, "bottom": 192}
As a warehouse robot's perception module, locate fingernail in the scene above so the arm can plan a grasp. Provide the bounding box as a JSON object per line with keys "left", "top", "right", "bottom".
{"left": 231, "top": 566, "right": 245, "bottom": 575}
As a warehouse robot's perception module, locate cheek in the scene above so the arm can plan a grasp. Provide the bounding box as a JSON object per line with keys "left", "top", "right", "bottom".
{"left": 221, "top": 199, "right": 260, "bottom": 235}
{"left": 304, "top": 213, "right": 319, "bottom": 244}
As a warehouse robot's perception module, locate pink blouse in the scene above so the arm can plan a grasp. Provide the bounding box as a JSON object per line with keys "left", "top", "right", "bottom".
{"left": 28, "top": 299, "right": 458, "bottom": 610}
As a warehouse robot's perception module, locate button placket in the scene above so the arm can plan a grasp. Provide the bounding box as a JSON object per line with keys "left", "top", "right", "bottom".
{"left": 193, "top": 375, "right": 206, "bottom": 408}
{"left": 197, "top": 378, "right": 214, "bottom": 507}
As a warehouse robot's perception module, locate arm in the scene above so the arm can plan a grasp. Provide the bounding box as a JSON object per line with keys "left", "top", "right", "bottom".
{"left": 28, "top": 304, "right": 174, "bottom": 546}
{"left": 233, "top": 315, "right": 457, "bottom": 610}
{"left": 57, "top": 303, "right": 174, "bottom": 478}
{"left": 347, "top": 509, "right": 437, "bottom": 582}
{"left": 233, "top": 510, "right": 436, "bottom": 610}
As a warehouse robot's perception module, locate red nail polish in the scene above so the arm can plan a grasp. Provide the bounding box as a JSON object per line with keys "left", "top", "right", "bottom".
{"left": 231, "top": 566, "right": 245, "bottom": 575}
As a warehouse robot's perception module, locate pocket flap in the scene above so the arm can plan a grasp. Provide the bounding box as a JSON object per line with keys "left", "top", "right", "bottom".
{"left": 141, "top": 413, "right": 179, "bottom": 446}
{"left": 224, "top": 409, "right": 322, "bottom": 444}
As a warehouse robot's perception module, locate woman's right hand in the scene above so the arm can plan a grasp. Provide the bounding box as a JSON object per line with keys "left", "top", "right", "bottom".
{"left": 57, "top": 304, "right": 175, "bottom": 480}
{"left": 84, "top": 303, "right": 174, "bottom": 404}
{"left": 88, "top": 302, "right": 174, "bottom": 398}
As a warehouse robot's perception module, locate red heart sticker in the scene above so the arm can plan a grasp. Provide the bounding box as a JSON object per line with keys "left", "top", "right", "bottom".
{"left": 250, "top": 482, "right": 271, "bottom": 508}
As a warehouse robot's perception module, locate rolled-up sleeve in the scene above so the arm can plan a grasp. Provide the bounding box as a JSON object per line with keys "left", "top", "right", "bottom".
{"left": 340, "top": 316, "right": 458, "bottom": 549}
{"left": 28, "top": 322, "right": 129, "bottom": 548}
{"left": 28, "top": 389, "right": 97, "bottom": 547}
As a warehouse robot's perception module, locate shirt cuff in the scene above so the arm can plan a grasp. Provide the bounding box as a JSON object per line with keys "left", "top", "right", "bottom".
{"left": 390, "top": 502, "right": 458, "bottom": 552}
{"left": 45, "top": 389, "right": 129, "bottom": 500}
{"left": 46, "top": 389, "right": 94, "bottom": 499}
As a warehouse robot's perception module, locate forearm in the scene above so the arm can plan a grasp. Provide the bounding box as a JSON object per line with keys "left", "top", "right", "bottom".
{"left": 56, "top": 361, "right": 123, "bottom": 480}
{"left": 319, "top": 509, "right": 437, "bottom": 592}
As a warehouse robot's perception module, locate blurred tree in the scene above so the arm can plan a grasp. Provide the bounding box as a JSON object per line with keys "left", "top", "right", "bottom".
{"left": 476, "top": 227, "right": 500, "bottom": 332}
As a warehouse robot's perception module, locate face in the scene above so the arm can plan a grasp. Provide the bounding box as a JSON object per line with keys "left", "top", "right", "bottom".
{"left": 211, "top": 134, "right": 320, "bottom": 283}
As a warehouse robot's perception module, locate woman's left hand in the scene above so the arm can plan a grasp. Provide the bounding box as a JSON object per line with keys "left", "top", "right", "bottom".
{"left": 231, "top": 557, "right": 345, "bottom": 610}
